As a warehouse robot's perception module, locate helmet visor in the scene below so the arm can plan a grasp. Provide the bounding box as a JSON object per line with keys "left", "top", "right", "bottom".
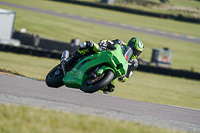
{"left": 133, "top": 48, "right": 142, "bottom": 57}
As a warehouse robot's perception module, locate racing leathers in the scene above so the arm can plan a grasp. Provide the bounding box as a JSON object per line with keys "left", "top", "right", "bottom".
{"left": 61, "top": 39, "right": 138, "bottom": 93}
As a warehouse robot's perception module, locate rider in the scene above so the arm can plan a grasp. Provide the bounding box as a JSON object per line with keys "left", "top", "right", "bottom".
{"left": 61, "top": 37, "right": 144, "bottom": 94}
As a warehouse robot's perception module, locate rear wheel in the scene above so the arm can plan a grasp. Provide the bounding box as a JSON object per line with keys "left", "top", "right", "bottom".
{"left": 81, "top": 70, "right": 114, "bottom": 93}
{"left": 45, "top": 64, "right": 64, "bottom": 88}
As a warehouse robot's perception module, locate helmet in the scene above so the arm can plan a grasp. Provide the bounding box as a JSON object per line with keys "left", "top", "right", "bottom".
{"left": 127, "top": 37, "right": 144, "bottom": 57}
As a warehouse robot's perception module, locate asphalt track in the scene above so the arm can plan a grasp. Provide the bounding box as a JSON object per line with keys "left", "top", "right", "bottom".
{"left": 0, "top": 73, "right": 200, "bottom": 132}
{"left": 0, "top": 1, "right": 200, "bottom": 44}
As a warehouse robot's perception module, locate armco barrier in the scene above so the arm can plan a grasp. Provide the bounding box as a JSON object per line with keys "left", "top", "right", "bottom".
{"left": 137, "top": 64, "right": 200, "bottom": 80}
{"left": 52, "top": 0, "right": 200, "bottom": 24}
{"left": 0, "top": 44, "right": 62, "bottom": 59}
{"left": 39, "top": 38, "right": 78, "bottom": 53}
{"left": 12, "top": 31, "right": 78, "bottom": 54}
{"left": 1, "top": 43, "right": 200, "bottom": 80}
{"left": 12, "top": 31, "right": 35, "bottom": 47}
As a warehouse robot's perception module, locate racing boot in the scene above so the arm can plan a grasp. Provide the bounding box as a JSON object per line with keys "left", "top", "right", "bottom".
{"left": 102, "top": 81, "right": 115, "bottom": 94}
{"left": 61, "top": 50, "right": 81, "bottom": 75}
{"left": 62, "top": 51, "right": 82, "bottom": 66}
{"left": 61, "top": 50, "right": 69, "bottom": 62}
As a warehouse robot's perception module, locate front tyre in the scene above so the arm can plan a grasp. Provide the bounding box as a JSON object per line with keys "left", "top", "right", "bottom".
{"left": 45, "top": 64, "right": 64, "bottom": 88}
{"left": 81, "top": 70, "right": 114, "bottom": 93}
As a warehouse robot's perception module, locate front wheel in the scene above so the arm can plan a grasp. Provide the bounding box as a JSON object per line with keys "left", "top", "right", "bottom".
{"left": 81, "top": 70, "right": 114, "bottom": 93}
{"left": 45, "top": 64, "right": 64, "bottom": 88}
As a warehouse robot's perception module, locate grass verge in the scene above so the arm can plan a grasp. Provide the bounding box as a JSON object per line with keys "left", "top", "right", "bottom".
{"left": 0, "top": 104, "right": 186, "bottom": 133}
{"left": 0, "top": 68, "right": 25, "bottom": 77}
{"left": 83, "top": 0, "right": 200, "bottom": 19}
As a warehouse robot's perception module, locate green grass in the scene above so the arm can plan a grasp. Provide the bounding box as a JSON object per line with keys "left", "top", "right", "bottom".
{"left": 113, "top": 71, "right": 200, "bottom": 109}
{"left": 1, "top": 4, "right": 200, "bottom": 72}
{"left": 0, "top": 52, "right": 59, "bottom": 80}
{"left": 83, "top": 0, "right": 200, "bottom": 9}
{"left": 165, "top": 0, "right": 200, "bottom": 8}
{"left": 81, "top": 0, "right": 200, "bottom": 19}
{"left": 1, "top": 51, "right": 200, "bottom": 109}
{"left": 0, "top": 104, "right": 185, "bottom": 133}
{"left": 1, "top": 0, "right": 200, "bottom": 37}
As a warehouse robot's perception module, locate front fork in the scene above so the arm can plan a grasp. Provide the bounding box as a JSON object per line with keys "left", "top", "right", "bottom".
{"left": 88, "top": 66, "right": 109, "bottom": 79}
{"left": 88, "top": 67, "right": 100, "bottom": 79}
{"left": 60, "top": 50, "right": 69, "bottom": 76}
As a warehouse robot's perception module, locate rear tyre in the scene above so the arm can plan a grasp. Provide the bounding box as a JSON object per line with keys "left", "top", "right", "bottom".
{"left": 81, "top": 70, "right": 114, "bottom": 93}
{"left": 45, "top": 64, "right": 64, "bottom": 88}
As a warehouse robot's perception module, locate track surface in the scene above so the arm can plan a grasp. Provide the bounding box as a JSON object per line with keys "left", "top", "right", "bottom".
{"left": 0, "top": 1, "right": 200, "bottom": 44}
{"left": 0, "top": 73, "right": 200, "bottom": 132}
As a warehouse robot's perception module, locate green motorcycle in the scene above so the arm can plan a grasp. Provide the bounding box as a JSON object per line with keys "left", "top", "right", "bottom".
{"left": 45, "top": 44, "right": 133, "bottom": 93}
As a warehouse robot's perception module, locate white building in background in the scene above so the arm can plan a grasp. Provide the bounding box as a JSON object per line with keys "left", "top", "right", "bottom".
{"left": 0, "top": 8, "right": 20, "bottom": 46}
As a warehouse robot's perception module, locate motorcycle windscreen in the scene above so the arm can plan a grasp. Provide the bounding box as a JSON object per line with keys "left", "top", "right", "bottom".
{"left": 121, "top": 46, "right": 133, "bottom": 61}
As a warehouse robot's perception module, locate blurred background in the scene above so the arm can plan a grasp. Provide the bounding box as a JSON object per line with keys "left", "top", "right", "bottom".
{"left": 0, "top": 0, "right": 200, "bottom": 132}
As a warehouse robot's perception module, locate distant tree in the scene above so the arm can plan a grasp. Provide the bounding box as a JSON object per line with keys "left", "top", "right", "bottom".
{"left": 160, "top": 0, "right": 169, "bottom": 3}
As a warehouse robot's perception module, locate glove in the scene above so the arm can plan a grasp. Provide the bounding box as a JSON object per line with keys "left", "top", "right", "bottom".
{"left": 107, "top": 40, "right": 116, "bottom": 50}
{"left": 118, "top": 76, "right": 128, "bottom": 83}
{"left": 99, "top": 40, "right": 107, "bottom": 51}
{"left": 116, "top": 39, "right": 123, "bottom": 46}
